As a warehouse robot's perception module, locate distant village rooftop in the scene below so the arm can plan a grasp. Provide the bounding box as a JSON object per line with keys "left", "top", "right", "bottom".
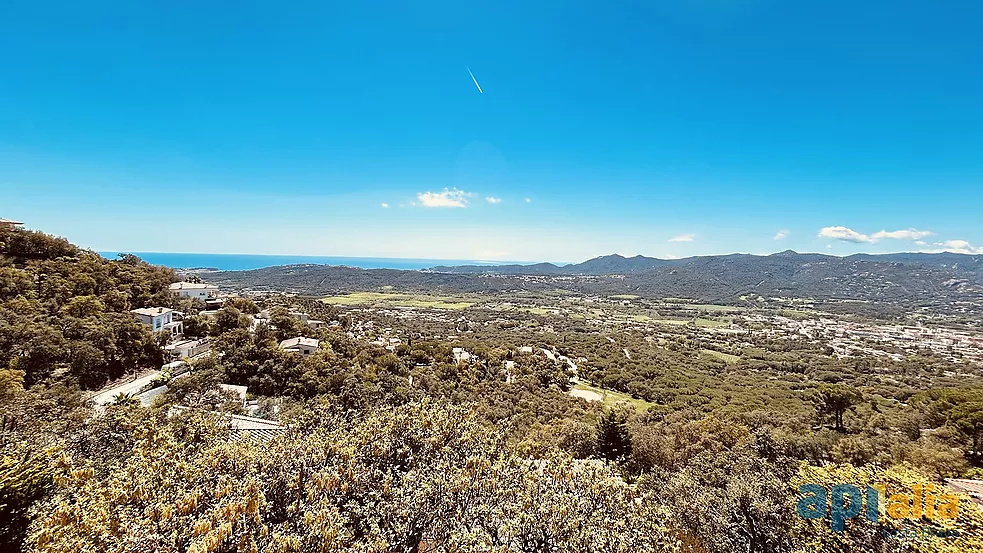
{"left": 131, "top": 307, "right": 174, "bottom": 317}
{"left": 170, "top": 282, "right": 218, "bottom": 290}
{"left": 0, "top": 218, "right": 24, "bottom": 229}
{"left": 279, "top": 337, "right": 320, "bottom": 349}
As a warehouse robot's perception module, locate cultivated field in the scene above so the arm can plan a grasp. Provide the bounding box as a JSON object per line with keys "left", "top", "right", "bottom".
{"left": 321, "top": 292, "right": 475, "bottom": 310}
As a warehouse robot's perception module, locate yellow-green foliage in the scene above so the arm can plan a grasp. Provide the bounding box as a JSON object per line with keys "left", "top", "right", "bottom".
{"left": 701, "top": 349, "right": 741, "bottom": 364}
{"left": 1, "top": 453, "right": 54, "bottom": 546}
{"left": 28, "top": 402, "right": 680, "bottom": 553}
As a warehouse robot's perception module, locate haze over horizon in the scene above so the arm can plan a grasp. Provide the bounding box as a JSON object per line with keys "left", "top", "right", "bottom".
{"left": 3, "top": 1, "right": 982, "bottom": 260}
{"left": 96, "top": 248, "right": 983, "bottom": 273}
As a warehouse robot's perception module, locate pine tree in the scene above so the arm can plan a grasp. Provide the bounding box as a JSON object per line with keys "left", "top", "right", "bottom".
{"left": 597, "top": 408, "right": 632, "bottom": 462}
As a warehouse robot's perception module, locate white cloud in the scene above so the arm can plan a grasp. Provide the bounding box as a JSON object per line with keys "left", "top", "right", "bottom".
{"left": 417, "top": 188, "right": 470, "bottom": 208}
{"left": 380, "top": 202, "right": 389, "bottom": 208}
{"left": 871, "top": 228, "right": 934, "bottom": 241}
{"left": 668, "top": 234, "right": 696, "bottom": 243}
{"left": 818, "top": 226, "right": 874, "bottom": 243}
{"left": 931, "top": 239, "right": 983, "bottom": 254}
{"left": 818, "top": 226, "right": 933, "bottom": 244}
{"left": 914, "top": 240, "right": 927, "bottom": 246}
{"left": 485, "top": 196, "right": 502, "bottom": 204}
{"left": 524, "top": 197, "right": 532, "bottom": 203}
{"left": 773, "top": 230, "right": 789, "bottom": 241}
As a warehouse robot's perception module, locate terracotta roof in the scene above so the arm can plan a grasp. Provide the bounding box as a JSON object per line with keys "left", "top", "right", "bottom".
{"left": 169, "top": 406, "right": 284, "bottom": 441}
{"left": 946, "top": 479, "right": 983, "bottom": 505}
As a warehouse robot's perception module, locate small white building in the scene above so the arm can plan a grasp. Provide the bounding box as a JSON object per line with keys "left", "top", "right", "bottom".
{"left": 132, "top": 307, "right": 183, "bottom": 336}
{"left": 452, "top": 347, "right": 472, "bottom": 364}
{"left": 251, "top": 311, "right": 271, "bottom": 331}
{"left": 165, "top": 339, "right": 211, "bottom": 359}
{"left": 289, "top": 311, "right": 310, "bottom": 323}
{"left": 169, "top": 282, "right": 219, "bottom": 300}
{"left": 519, "top": 346, "right": 534, "bottom": 354}
{"left": 279, "top": 337, "right": 320, "bottom": 357}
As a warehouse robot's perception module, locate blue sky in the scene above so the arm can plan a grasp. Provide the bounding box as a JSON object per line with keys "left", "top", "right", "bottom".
{"left": 2, "top": 0, "right": 982, "bottom": 262}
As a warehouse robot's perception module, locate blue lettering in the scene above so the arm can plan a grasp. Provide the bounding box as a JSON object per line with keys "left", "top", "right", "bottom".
{"left": 865, "top": 485, "right": 879, "bottom": 522}
{"left": 797, "top": 484, "right": 826, "bottom": 520}
{"left": 831, "top": 484, "right": 862, "bottom": 532}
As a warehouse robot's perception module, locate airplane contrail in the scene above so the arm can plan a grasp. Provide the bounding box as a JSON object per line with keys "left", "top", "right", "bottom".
{"left": 467, "top": 66, "right": 483, "bottom": 94}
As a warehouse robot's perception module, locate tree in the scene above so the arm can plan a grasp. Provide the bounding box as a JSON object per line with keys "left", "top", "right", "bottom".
{"left": 655, "top": 444, "right": 798, "bottom": 553}
{"left": 111, "top": 393, "right": 139, "bottom": 407}
{"left": 950, "top": 401, "right": 983, "bottom": 464}
{"left": 813, "top": 384, "right": 863, "bottom": 432}
{"left": 214, "top": 306, "right": 250, "bottom": 333}
{"left": 0, "top": 368, "right": 25, "bottom": 404}
{"left": 898, "top": 439, "right": 969, "bottom": 479}
{"left": 0, "top": 455, "right": 52, "bottom": 550}
{"left": 597, "top": 408, "right": 633, "bottom": 463}
{"left": 222, "top": 296, "right": 260, "bottom": 315}
{"left": 269, "top": 307, "right": 307, "bottom": 342}
{"left": 182, "top": 314, "right": 215, "bottom": 338}
{"left": 911, "top": 387, "right": 983, "bottom": 465}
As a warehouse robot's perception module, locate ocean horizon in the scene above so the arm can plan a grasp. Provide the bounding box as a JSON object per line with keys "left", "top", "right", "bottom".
{"left": 98, "top": 251, "right": 541, "bottom": 272}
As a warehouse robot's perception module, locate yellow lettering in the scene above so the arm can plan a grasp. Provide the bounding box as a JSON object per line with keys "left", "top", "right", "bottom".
{"left": 924, "top": 489, "right": 937, "bottom": 520}
{"left": 888, "top": 494, "right": 912, "bottom": 519}
{"left": 935, "top": 494, "right": 959, "bottom": 520}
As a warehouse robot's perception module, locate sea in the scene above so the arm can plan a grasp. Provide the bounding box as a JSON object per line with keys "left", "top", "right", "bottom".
{"left": 97, "top": 252, "right": 520, "bottom": 272}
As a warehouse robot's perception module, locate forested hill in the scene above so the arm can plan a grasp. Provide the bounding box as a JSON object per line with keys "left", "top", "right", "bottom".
{"left": 0, "top": 227, "right": 176, "bottom": 388}
{"left": 433, "top": 251, "right": 983, "bottom": 280}
{"left": 208, "top": 250, "right": 983, "bottom": 310}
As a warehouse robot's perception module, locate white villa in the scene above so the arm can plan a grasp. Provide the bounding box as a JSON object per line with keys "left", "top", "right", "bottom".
{"left": 279, "top": 337, "right": 320, "bottom": 357}
{"left": 170, "top": 282, "right": 219, "bottom": 300}
{"left": 131, "top": 307, "right": 183, "bottom": 336}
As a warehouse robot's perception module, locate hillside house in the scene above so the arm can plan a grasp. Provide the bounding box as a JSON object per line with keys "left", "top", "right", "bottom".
{"left": 169, "top": 406, "right": 283, "bottom": 441}
{"left": 132, "top": 307, "right": 183, "bottom": 336}
{"left": 165, "top": 339, "right": 211, "bottom": 359}
{"left": 279, "top": 337, "right": 320, "bottom": 357}
{"left": 289, "top": 311, "right": 309, "bottom": 323}
{"left": 170, "top": 282, "right": 219, "bottom": 300}
{"left": 0, "top": 218, "right": 23, "bottom": 230}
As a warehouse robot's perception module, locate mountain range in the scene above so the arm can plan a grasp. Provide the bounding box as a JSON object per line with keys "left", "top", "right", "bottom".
{"left": 207, "top": 251, "right": 983, "bottom": 317}
{"left": 432, "top": 251, "right": 983, "bottom": 280}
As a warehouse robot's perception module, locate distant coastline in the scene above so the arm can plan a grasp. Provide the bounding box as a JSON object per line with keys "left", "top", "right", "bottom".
{"left": 97, "top": 251, "right": 534, "bottom": 272}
